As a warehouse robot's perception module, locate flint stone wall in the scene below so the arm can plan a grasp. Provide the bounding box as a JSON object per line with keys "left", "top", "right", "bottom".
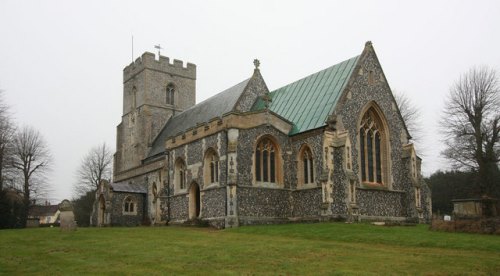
{"left": 168, "top": 193, "right": 188, "bottom": 222}
{"left": 356, "top": 188, "right": 406, "bottom": 217}
{"left": 201, "top": 187, "right": 226, "bottom": 219}
{"left": 110, "top": 192, "right": 145, "bottom": 226}
{"left": 291, "top": 188, "right": 322, "bottom": 217}
{"left": 237, "top": 186, "right": 291, "bottom": 218}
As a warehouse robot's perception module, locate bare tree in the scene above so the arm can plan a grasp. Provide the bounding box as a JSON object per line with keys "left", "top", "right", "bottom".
{"left": 441, "top": 66, "right": 500, "bottom": 197}
{"left": 74, "top": 143, "right": 112, "bottom": 196}
{"left": 393, "top": 91, "right": 427, "bottom": 159}
{"left": 394, "top": 91, "right": 423, "bottom": 144}
{"left": 11, "top": 126, "right": 52, "bottom": 226}
{"left": 0, "top": 90, "right": 16, "bottom": 191}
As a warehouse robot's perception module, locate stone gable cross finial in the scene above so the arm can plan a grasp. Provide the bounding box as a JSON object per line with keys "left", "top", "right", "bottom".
{"left": 253, "top": 59, "right": 260, "bottom": 69}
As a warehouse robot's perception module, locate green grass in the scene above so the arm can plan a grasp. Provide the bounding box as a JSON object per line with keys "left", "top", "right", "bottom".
{"left": 0, "top": 223, "right": 499, "bottom": 275}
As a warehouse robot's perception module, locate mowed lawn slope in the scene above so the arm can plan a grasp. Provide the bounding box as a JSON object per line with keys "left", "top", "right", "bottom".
{"left": 0, "top": 223, "right": 499, "bottom": 275}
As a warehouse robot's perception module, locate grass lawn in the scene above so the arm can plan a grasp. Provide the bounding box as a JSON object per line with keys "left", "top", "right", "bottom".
{"left": 0, "top": 223, "right": 499, "bottom": 275}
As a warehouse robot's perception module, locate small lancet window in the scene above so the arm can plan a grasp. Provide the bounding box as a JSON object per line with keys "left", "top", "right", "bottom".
{"left": 132, "top": 86, "right": 137, "bottom": 110}
{"left": 300, "top": 146, "right": 314, "bottom": 185}
{"left": 175, "top": 158, "right": 186, "bottom": 190}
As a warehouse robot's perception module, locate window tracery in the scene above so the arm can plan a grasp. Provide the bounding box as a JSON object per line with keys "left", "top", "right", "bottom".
{"left": 298, "top": 145, "right": 314, "bottom": 187}
{"left": 255, "top": 137, "right": 279, "bottom": 184}
{"left": 204, "top": 149, "right": 219, "bottom": 185}
{"left": 359, "top": 108, "right": 386, "bottom": 185}
{"left": 123, "top": 196, "right": 135, "bottom": 214}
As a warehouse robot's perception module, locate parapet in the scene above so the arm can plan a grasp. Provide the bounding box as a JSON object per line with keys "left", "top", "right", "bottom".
{"left": 123, "top": 52, "right": 196, "bottom": 82}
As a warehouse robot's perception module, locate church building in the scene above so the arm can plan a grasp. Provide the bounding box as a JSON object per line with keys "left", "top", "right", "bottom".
{"left": 91, "top": 42, "right": 431, "bottom": 228}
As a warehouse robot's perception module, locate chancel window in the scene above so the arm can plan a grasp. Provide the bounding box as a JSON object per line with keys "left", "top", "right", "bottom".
{"left": 123, "top": 196, "right": 135, "bottom": 214}
{"left": 166, "top": 83, "right": 175, "bottom": 105}
{"left": 298, "top": 146, "right": 314, "bottom": 186}
{"left": 359, "top": 107, "right": 386, "bottom": 185}
{"left": 255, "top": 138, "right": 279, "bottom": 184}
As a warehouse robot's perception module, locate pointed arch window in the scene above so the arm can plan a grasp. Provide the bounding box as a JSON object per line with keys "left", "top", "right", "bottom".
{"left": 204, "top": 149, "right": 219, "bottom": 185}
{"left": 255, "top": 137, "right": 279, "bottom": 184}
{"left": 175, "top": 158, "right": 186, "bottom": 190}
{"left": 298, "top": 145, "right": 314, "bottom": 187}
{"left": 166, "top": 83, "right": 175, "bottom": 105}
{"left": 359, "top": 108, "right": 386, "bottom": 185}
{"left": 123, "top": 196, "right": 136, "bottom": 214}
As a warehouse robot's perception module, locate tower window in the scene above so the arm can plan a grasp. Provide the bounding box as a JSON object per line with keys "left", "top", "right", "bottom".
{"left": 166, "top": 83, "right": 175, "bottom": 105}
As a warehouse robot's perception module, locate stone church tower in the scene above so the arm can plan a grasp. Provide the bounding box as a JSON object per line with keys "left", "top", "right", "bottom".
{"left": 114, "top": 52, "right": 196, "bottom": 174}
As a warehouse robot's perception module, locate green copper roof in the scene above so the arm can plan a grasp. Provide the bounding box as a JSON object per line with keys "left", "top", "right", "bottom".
{"left": 253, "top": 55, "right": 360, "bottom": 135}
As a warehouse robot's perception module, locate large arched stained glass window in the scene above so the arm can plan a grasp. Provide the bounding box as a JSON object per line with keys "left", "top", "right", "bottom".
{"left": 359, "top": 108, "right": 386, "bottom": 184}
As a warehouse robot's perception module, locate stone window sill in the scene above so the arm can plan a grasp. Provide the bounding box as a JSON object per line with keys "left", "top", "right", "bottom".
{"left": 203, "top": 183, "right": 220, "bottom": 191}
{"left": 253, "top": 182, "right": 283, "bottom": 189}
{"left": 297, "top": 183, "right": 318, "bottom": 190}
{"left": 360, "top": 182, "right": 387, "bottom": 190}
{"left": 174, "top": 190, "right": 188, "bottom": 196}
{"left": 123, "top": 212, "right": 137, "bottom": 216}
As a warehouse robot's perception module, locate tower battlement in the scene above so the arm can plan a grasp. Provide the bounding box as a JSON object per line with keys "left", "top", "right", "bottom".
{"left": 123, "top": 52, "right": 196, "bottom": 82}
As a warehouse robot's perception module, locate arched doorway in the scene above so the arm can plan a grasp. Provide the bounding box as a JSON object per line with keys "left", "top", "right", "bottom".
{"left": 98, "top": 195, "right": 106, "bottom": 226}
{"left": 189, "top": 182, "right": 201, "bottom": 219}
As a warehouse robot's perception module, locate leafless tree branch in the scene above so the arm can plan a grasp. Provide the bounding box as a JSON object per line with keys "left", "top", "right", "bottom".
{"left": 441, "top": 66, "right": 500, "bottom": 196}
{"left": 74, "top": 142, "right": 112, "bottom": 196}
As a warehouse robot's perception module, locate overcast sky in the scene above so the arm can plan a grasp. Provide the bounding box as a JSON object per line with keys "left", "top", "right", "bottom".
{"left": 1, "top": 0, "right": 499, "bottom": 202}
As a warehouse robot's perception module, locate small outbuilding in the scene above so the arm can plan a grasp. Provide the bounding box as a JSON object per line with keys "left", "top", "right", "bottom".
{"left": 452, "top": 197, "right": 499, "bottom": 218}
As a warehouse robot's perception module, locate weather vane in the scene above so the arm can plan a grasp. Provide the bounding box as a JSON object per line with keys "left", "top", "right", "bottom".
{"left": 154, "top": 44, "right": 163, "bottom": 57}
